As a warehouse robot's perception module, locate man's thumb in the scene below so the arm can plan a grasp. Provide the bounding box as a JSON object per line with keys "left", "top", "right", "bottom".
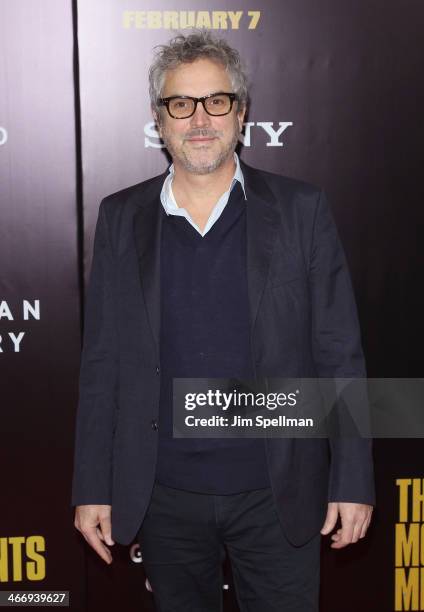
{"left": 320, "top": 503, "right": 338, "bottom": 535}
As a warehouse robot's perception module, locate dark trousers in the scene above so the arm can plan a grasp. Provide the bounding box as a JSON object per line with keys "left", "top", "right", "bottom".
{"left": 136, "top": 482, "right": 321, "bottom": 612}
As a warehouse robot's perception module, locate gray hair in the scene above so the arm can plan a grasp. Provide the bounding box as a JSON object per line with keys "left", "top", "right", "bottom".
{"left": 149, "top": 30, "right": 248, "bottom": 116}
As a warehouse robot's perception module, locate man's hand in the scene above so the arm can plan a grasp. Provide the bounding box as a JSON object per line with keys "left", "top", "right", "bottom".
{"left": 74, "top": 505, "right": 115, "bottom": 564}
{"left": 320, "top": 502, "right": 373, "bottom": 549}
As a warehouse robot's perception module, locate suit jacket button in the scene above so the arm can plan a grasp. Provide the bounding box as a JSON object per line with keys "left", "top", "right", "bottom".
{"left": 151, "top": 419, "right": 158, "bottom": 430}
{"left": 156, "top": 366, "right": 160, "bottom": 374}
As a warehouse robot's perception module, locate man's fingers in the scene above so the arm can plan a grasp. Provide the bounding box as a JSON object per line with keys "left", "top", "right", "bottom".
{"left": 359, "top": 507, "right": 373, "bottom": 538}
{"left": 83, "top": 526, "right": 113, "bottom": 564}
{"left": 330, "top": 505, "right": 373, "bottom": 548}
{"left": 359, "top": 520, "right": 368, "bottom": 539}
{"left": 351, "top": 519, "right": 364, "bottom": 543}
{"left": 74, "top": 505, "right": 114, "bottom": 564}
{"left": 331, "top": 518, "right": 354, "bottom": 549}
{"left": 99, "top": 515, "right": 115, "bottom": 546}
{"left": 359, "top": 510, "right": 373, "bottom": 538}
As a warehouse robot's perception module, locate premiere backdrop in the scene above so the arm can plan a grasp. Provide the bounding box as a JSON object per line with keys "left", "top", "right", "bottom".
{"left": 1, "top": 0, "right": 423, "bottom": 611}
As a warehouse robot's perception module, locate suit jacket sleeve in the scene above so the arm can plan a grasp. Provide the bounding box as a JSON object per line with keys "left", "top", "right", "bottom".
{"left": 71, "top": 199, "right": 118, "bottom": 505}
{"left": 308, "top": 189, "right": 376, "bottom": 505}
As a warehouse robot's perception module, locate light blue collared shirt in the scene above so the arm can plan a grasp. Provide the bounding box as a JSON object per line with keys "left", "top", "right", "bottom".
{"left": 159, "top": 153, "right": 247, "bottom": 236}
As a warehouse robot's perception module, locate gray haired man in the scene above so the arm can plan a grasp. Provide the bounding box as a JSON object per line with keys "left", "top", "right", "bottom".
{"left": 72, "top": 31, "right": 375, "bottom": 612}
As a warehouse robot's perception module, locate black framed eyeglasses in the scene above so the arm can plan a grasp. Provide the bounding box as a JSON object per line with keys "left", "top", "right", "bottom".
{"left": 158, "top": 92, "right": 238, "bottom": 119}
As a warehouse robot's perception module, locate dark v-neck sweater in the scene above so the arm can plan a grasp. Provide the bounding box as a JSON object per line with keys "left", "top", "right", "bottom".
{"left": 155, "top": 182, "right": 270, "bottom": 493}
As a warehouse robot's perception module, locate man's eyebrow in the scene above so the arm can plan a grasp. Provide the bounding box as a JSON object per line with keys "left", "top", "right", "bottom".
{"left": 161, "top": 91, "right": 229, "bottom": 99}
{"left": 161, "top": 93, "right": 189, "bottom": 98}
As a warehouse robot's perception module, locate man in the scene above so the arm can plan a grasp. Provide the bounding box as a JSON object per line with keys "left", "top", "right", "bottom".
{"left": 72, "top": 31, "right": 375, "bottom": 612}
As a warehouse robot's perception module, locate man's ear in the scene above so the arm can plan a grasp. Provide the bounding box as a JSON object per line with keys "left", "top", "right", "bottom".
{"left": 152, "top": 108, "right": 162, "bottom": 137}
{"left": 237, "top": 104, "right": 246, "bottom": 132}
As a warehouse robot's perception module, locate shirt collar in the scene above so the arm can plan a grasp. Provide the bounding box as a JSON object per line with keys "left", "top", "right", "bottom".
{"left": 160, "top": 152, "right": 247, "bottom": 213}
{"left": 232, "top": 152, "right": 247, "bottom": 200}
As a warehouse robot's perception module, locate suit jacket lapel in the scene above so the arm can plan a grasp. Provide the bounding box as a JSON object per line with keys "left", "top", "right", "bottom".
{"left": 242, "top": 161, "right": 281, "bottom": 332}
{"left": 133, "top": 172, "right": 167, "bottom": 362}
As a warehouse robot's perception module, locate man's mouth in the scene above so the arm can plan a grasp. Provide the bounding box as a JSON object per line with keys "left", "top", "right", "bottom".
{"left": 185, "top": 131, "right": 218, "bottom": 143}
{"left": 186, "top": 136, "right": 216, "bottom": 142}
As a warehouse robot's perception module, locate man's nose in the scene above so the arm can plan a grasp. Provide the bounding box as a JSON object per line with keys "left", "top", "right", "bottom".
{"left": 189, "top": 101, "right": 211, "bottom": 127}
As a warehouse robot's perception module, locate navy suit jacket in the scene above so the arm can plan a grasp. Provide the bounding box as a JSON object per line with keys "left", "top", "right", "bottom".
{"left": 71, "top": 161, "right": 375, "bottom": 546}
